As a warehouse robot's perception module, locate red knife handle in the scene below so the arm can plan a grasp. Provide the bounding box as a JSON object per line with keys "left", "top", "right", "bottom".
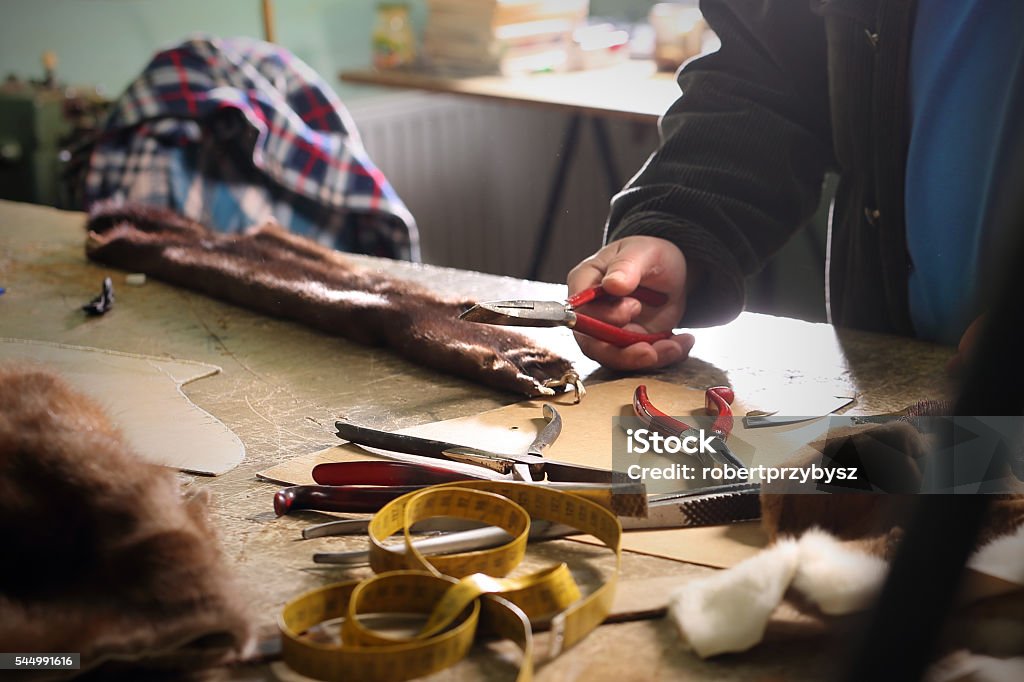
{"left": 572, "top": 314, "right": 674, "bottom": 348}
{"left": 568, "top": 285, "right": 669, "bottom": 308}
{"left": 312, "top": 461, "right": 476, "bottom": 486}
{"left": 273, "top": 485, "right": 421, "bottom": 516}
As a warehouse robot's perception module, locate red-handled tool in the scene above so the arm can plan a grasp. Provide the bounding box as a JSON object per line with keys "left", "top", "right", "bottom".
{"left": 459, "top": 285, "right": 674, "bottom": 348}
{"left": 273, "top": 405, "right": 622, "bottom": 517}
{"left": 272, "top": 461, "right": 481, "bottom": 516}
{"left": 633, "top": 384, "right": 743, "bottom": 468}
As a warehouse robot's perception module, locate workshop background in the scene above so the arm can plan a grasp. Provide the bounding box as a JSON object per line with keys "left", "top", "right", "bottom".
{"left": 0, "top": 0, "right": 827, "bottom": 320}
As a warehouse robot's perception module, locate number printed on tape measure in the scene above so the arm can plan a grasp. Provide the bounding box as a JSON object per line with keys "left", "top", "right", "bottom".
{"left": 1, "top": 653, "right": 81, "bottom": 670}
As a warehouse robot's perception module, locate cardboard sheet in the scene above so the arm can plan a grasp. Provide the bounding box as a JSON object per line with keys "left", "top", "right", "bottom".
{"left": 259, "top": 378, "right": 857, "bottom": 568}
{"left": 1, "top": 338, "right": 245, "bottom": 475}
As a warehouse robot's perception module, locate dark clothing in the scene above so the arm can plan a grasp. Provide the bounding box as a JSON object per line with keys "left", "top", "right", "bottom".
{"left": 606, "top": 0, "right": 917, "bottom": 335}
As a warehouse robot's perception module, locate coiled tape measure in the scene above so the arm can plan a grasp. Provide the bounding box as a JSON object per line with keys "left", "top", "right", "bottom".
{"left": 279, "top": 480, "right": 623, "bottom": 681}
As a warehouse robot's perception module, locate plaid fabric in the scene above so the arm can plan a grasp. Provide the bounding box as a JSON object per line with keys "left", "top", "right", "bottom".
{"left": 84, "top": 36, "right": 418, "bottom": 260}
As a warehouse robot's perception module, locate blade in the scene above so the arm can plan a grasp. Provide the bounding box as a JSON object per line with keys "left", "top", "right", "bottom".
{"left": 344, "top": 441, "right": 509, "bottom": 480}
{"left": 313, "top": 520, "right": 557, "bottom": 566}
{"left": 313, "top": 485, "right": 763, "bottom": 565}
{"left": 527, "top": 403, "right": 562, "bottom": 457}
{"left": 459, "top": 300, "right": 569, "bottom": 327}
{"left": 708, "top": 436, "right": 746, "bottom": 469}
{"left": 303, "top": 517, "right": 490, "bottom": 539}
{"left": 338, "top": 425, "right": 616, "bottom": 484}
{"left": 336, "top": 420, "right": 466, "bottom": 459}
{"left": 539, "top": 459, "right": 618, "bottom": 484}
{"left": 742, "top": 415, "right": 822, "bottom": 428}
{"left": 336, "top": 420, "right": 515, "bottom": 476}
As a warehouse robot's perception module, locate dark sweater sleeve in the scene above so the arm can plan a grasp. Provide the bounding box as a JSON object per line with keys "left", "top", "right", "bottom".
{"left": 607, "top": 0, "right": 834, "bottom": 327}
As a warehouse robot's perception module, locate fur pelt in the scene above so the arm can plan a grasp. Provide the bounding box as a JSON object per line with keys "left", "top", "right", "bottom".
{"left": 759, "top": 421, "right": 1024, "bottom": 558}
{"left": 0, "top": 366, "right": 252, "bottom": 679}
{"left": 84, "top": 203, "right": 577, "bottom": 398}
{"left": 668, "top": 420, "right": 1024, "bottom": 668}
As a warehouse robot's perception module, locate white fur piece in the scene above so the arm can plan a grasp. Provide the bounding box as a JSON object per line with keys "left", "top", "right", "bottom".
{"left": 968, "top": 523, "right": 1024, "bottom": 586}
{"left": 791, "top": 529, "right": 888, "bottom": 615}
{"left": 927, "top": 652, "right": 1024, "bottom": 682}
{"left": 668, "top": 539, "right": 800, "bottom": 658}
{"left": 668, "top": 528, "right": 890, "bottom": 658}
{"left": 669, "top": 523, "right": 1023, "bottom": 660}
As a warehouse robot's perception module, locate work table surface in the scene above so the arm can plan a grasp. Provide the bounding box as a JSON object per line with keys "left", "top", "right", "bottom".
{"left": 0, "top": 200, "right": 955, "bottom": 680}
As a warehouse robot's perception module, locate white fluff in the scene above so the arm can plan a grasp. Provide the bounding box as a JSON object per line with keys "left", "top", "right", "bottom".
{"left": 927, "top": 653, "right": 1024, "bottom": 682}
{"left": 969, "top": 523, "right": 1024, "bottom": 586}
{"left": 668, "top": 539, "right": 799, "bottom": 658}
{"left": 791, "top": 529, "right": 888, "bottom": 615}
{"left": 668, "top": 524, "right": 1024, "bottom": 660}
{"left": 669, "top": 528, "right": 888, "bottom": 657}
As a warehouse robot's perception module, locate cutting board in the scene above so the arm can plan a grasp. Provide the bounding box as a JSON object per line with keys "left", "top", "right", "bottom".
{"left": 261, "top": 378, "right": 857, "bottom": 568}
{"left": 1, "top": 338, "right": 245, "bottom": 475}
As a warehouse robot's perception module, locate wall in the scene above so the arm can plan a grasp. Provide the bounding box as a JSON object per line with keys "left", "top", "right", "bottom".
{"left": 348, "top": 91, "right": 660, "bottom": 282}
{"left": 0, "top": 0, "right": 405, "bottom": 100}
{"left": 0, "top": 0, "right": 663, "bottom": 101}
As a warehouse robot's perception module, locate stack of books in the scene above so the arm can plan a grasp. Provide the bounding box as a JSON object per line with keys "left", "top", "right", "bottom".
{"left": 423, "top": 0, "right": 590, "bottom": 76}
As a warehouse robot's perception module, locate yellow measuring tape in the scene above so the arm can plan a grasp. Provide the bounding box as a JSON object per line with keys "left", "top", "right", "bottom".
{"left": 279, "top": 480, "right": 623, "bottom": 681}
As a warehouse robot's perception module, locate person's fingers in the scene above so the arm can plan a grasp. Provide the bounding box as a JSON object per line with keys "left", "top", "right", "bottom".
{"left": 569, "top": 237, "right": 680, "bottom": 298}
{"left": 574, "top": 297, "right": 641, "bottom": 327}
{"left": 567, "top": 237, "right": 691, "bottom": 370}
{"left": 944, "top": 354, "right": 961, "bottom": 376}
{"left": 567, "top": 256, "right": 608, "bottom": 296}
{"left": 604, "top": 236, "right": 686, "bottom": 291}
{"left": 574, "top": 330, "right": 695, "bottom": 371}
{"left": 620, "top": 323, "right": 694, "bottom": 367}
{"left": 947, "top": 315, "right": 987, "bottom": 376}
{"left": 568, "top": 242, "right": 633, "bottom": 295}
{"left": 574, "top": 332, "right": 657, "bottom": 370}
{"left": 600, "top": 253, "right": 644, "bottom": 297}
{"left": 651, "top": 333, "right": 696, "bottom": 367}
{"left": 959, "top": 315, "right": 986, "bottom": 354}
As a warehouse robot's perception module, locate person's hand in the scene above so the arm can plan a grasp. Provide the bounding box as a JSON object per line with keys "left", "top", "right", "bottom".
{"left": 567, "top": 236, "right": 696, "bottom": 370}
{"left": 946, "top": 314, "right": 986, "bottom": 376}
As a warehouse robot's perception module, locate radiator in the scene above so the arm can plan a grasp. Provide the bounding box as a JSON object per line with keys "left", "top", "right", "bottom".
{"left": 347, "top": 92, "right": 657, "bottom": 282}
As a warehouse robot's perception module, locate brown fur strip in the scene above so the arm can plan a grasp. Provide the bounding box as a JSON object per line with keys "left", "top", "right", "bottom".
{"left": 84, "top": 204, "right": 576, "bottom": 397}
{"left": 0, "top": 366, "right": 252, "bottom": 678}
{"left": 760, "top": 421, "right": 1024, "bottom": 559}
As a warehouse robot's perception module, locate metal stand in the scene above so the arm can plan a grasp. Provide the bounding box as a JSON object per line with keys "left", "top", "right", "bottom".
{"left": 527, "top": 115, "right": 622, "bottom": 281}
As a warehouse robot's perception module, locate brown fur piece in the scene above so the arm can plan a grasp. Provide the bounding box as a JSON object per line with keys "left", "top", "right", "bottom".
{"left": 759, "top": 423, "right": 924, "bottom": 555}
{"left": 84, "top": 203, "right": 576, "bottom": 397}
{"left": 0, "top": 365, "right": 252, "bottom": 679}
{"left": 760, "top": 421, "right": 1024, "bottom": 558}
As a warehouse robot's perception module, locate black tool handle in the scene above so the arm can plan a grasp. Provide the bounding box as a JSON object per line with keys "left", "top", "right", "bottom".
{"left": 335, "top": 420, "right": 461, "bottom": 459}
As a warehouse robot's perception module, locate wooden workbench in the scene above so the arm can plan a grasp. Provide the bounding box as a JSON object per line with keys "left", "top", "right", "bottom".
{"left": 0, "top": 199, "right": 955, "bottom": 680}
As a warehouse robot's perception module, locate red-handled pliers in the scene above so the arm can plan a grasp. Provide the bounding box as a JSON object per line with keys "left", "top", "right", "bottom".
{"left": 459, "top": 285, "right": 674, "bottom": 348}
{"left": 633, "top": 385, "right": 743, "bottom": 468}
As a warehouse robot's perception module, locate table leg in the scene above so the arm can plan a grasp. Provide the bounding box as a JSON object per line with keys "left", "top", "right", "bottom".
{"left": 526, "top": 115, "right": 625, "bottom": 281}
{"left": 590, "top": 117, "right": 623, "bottom": 197}
{"left": 527, "top": 113, "right": 583, "bottom": 280}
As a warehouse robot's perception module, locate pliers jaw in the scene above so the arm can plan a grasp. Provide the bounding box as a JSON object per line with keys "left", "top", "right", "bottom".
{"left": 461, "top": 287, "right": 674, "bottom": 348}
{"left": 460, "top": 300, "right": 571, "bottom": 327}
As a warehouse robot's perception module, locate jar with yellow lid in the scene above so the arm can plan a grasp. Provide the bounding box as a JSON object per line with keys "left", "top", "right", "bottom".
{"left": 373, "top": 3, "right": 416, "bottom": 70}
